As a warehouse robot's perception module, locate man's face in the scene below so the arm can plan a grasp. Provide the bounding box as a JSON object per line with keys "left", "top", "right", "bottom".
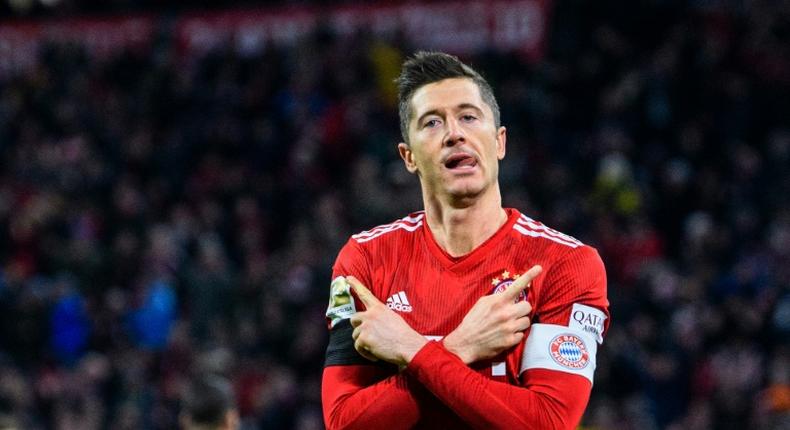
{"left": 398, "top": 78, "right": 506, "bottom": 203}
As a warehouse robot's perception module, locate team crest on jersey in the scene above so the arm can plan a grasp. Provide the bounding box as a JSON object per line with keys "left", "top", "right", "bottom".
{"left": 548, "top": 334, "right": 590, "bottom": 369}
{"left": 490, "top": 270, "right": 527, "bottom": 302}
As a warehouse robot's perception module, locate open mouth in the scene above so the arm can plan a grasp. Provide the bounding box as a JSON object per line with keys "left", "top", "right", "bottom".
{"left": 444, "top": 153, "right": 478, "bottom": 170}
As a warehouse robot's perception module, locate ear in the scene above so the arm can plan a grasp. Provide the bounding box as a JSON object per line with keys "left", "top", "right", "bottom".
{"left": 496, "top": 126, "right": 507, "bottom": 160}
{"left": 398, "top": 142, "right": 418, "bottom": 174}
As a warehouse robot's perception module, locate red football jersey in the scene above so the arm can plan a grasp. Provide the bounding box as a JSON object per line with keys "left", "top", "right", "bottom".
{"left": 323, "top": 208, "right": 609, "bottom": 430}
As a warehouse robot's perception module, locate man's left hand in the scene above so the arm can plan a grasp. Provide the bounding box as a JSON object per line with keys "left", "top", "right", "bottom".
{"left": 347, "top": 276, "right": 428, "bottom": 367}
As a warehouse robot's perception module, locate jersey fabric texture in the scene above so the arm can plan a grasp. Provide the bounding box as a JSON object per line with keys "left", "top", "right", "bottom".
{"left": 322, "top": 208, "right": 610, "bottom": 430}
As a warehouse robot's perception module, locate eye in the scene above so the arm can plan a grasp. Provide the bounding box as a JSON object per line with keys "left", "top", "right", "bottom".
{"left": 423, "top": 118, "right": 441, "bottom": 128}
{"left": 460, "top": 114, "right": 478, "bottom": 122}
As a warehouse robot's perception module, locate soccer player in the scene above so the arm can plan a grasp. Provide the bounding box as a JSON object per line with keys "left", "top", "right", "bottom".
{"left": 322, "top": 52, "right": 609, "bottom": 429}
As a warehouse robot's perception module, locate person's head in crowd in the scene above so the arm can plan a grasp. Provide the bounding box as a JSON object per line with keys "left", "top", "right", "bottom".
{"left": 180, "top": 374, "right": 239, "bottom": 430}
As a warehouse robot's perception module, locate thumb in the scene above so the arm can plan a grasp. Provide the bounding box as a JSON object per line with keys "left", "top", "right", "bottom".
{"left": 347, "top": 276, "right": 382, "bottom": 308}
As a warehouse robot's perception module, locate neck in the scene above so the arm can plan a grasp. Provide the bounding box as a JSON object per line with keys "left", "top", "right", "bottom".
{"left": 423, "top": 185, "right": 508, "bottom": 257}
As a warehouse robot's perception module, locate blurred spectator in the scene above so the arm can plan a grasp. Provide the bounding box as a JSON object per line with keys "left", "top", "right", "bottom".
{"left": 127, "top": 278, "right": 177, "bottom": 351}
{"left": 180, "top": 374, "right": 238, "bottom": 430}
{"left": 49, "top": 276, "right": 90, "bottom": 365}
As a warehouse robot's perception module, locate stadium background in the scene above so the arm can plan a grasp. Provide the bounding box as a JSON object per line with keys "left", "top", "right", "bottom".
{"left": 1, "top": 0, "right": 789, "bottom": 429}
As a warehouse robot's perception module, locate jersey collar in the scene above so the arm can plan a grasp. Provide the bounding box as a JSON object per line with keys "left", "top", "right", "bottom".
{"left": 422, "top": 208, "right": 521, "bottom": 273}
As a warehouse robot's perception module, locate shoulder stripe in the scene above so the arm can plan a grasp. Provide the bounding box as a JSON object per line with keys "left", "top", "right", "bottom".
{"left": 353, "top": 213, "right": 424, "bottom": 238}
{"left": 513, "top": 225, "right": 581, "bottom": 248}
{"left": 352, "top": 213, "right": 424, "bottom": 243}
{"left": 513, "top": 216, "right": 582, "bottom": 248}
{"left": 353, "top": 222, "right": 411, "bottom": 239}
{"left": 353, "top": 222, "right": 422, "bottom": 243}
{"left": 518, "top": 215, "right": 583, "bottom": 245}
{"left": 352, "top": 213, "right": 424, "bottom": 239}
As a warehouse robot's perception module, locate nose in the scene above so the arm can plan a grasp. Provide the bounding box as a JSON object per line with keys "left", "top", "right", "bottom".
{"left": 443, "top": 117, "right": 465, "bottom": 147}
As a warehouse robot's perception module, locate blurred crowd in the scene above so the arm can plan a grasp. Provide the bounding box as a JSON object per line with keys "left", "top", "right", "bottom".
{"left": 1, "top": 0, "right": 789, "bottom": 429}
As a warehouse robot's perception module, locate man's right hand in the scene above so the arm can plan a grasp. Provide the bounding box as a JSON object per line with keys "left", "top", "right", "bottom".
{"left": 443, "top": 265, "right": 542, "bottom": 364}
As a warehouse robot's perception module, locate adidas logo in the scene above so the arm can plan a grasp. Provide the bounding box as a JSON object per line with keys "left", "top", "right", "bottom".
{"left": 386, "top": 291, "right": 413, "bottom": 313}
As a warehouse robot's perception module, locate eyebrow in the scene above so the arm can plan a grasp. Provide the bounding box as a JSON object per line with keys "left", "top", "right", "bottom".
{"left": 415, "top": 103, "right": 485, "bottom": 126}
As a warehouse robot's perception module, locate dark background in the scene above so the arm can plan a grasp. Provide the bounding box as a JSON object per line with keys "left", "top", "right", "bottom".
{"left": 0, "top": 0, "right": 788, "bottom": 429}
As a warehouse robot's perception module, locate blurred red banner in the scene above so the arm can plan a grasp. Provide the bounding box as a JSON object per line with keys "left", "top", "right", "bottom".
{"left": 0, "top": 0, "right": 550, "bottom": 77}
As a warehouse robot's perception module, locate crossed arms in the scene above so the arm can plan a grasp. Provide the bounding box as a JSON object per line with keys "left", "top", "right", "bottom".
{"left": 322, "top": 265, "right": 598, "bottom": 429}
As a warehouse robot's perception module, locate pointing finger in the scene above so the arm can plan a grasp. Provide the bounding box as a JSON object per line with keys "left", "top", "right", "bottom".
{"left": 504, "top": 265, "right": 542, "bottom": 299}
{"left": 347, "top": 276, "right": 382, "bottom": 308}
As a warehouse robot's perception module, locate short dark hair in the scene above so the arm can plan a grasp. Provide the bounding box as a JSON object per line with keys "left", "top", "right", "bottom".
{"left": 396, "top": 51, "right": 500, "bottom": 143}
{"left": 182, "top": 375, "right": 235, "bottom": 428}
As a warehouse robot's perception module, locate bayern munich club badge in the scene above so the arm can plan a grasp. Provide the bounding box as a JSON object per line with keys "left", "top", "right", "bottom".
{"left": 491, "top": 270, "right": 527, "bottom": 302}
{"left": 549, "top": 334, "right": 590, "bottom": 369}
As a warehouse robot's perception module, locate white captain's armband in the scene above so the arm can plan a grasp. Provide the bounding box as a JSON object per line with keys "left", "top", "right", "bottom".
{"left": 519, "top": 324, "right": 598, "bottom": 384}
{"left": 326, "top": 276, "right": 357, "bottom": 328}
{"left": 569, "top": 303, "right": 607, "bottom": 344}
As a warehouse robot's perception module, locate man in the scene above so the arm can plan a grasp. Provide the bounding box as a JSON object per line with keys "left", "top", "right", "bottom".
{"left": 180, "top": 374, "right": 239, "bottom": 430}
{"left": 322, "top": 52, "right": 609, "bottom": 429}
